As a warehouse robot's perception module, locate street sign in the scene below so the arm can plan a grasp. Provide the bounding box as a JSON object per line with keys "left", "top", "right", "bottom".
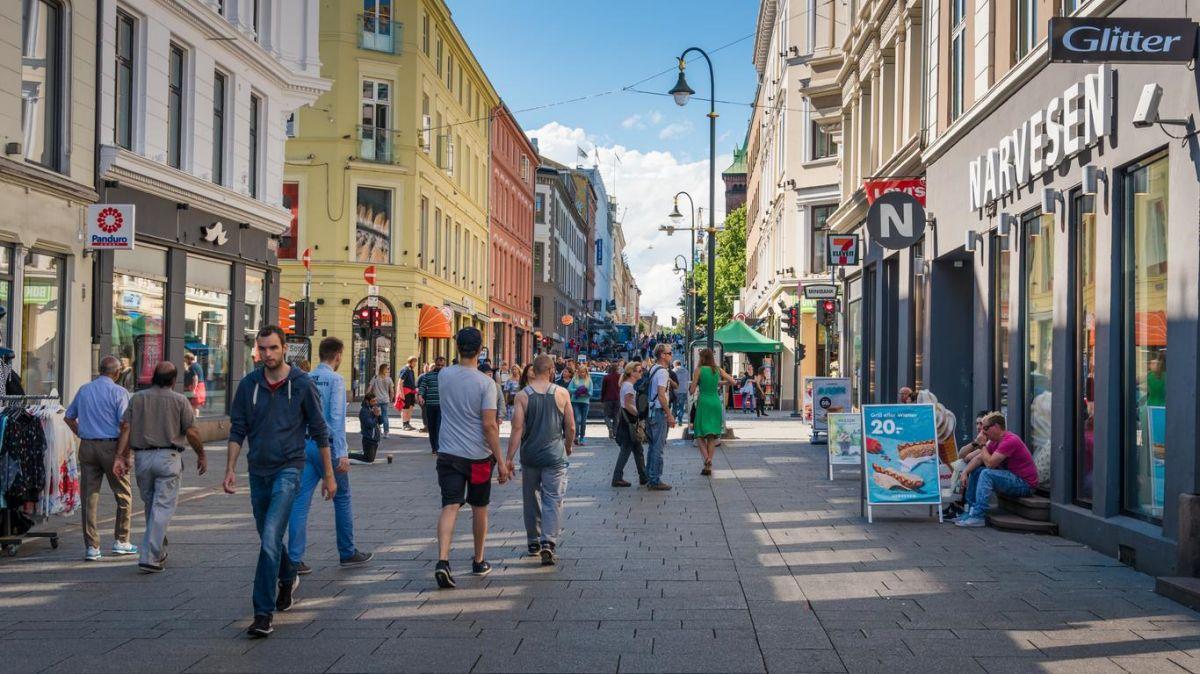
{"left": 301, "top": 247, "right": 311, "bottom": 271}
{"left": 734, "top": 312, "right": 747, "bottom": 321}
{"left": 803, "top": 284, "right": 838, "bottom": 300}
{"left": 367, "top": 285, "right": 379, "bottom": 307}
{"left": 85, "top": 204, "right": 136, "bottom": 250}
{"left": 827, "top": 233, "right": 860, "bottom": 266}
{"left": 866, "top": 191, "right": 926, "bottom": 250}
{"left": 1049, "top": 17, "right": 1198, "bottom": 63}
{"left": 363, "top": 265, "right": 377, "bottom": 285}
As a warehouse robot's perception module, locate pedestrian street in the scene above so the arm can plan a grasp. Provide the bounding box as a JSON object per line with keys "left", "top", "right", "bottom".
{"left": 3, "top": 417, "right": 1199, "bottom": 673}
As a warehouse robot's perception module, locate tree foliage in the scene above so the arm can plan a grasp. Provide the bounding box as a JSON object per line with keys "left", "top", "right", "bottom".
{"left": 681, "top": 205, "right": 746, "bottom": 337}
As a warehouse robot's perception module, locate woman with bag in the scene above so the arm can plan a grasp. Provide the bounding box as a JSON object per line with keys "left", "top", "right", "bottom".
{"left": 611, "top": 362, "right": 648, "bottom": 487}
{"left": 690, "top": 348, "right": 736, "bottom": 476}
{"left": 368, "top": 364, "right": 394, "bottom": 437}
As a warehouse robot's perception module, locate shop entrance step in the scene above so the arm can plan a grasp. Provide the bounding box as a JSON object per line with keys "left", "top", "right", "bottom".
{"left": 998, "top": 493, "right": 1052, "bottom": 522}
{"left": 986, "top": 511, "right": 1058, "bottom": 534}
{"left": 1156, "top": 577, "right": 1200, "bottom": 612}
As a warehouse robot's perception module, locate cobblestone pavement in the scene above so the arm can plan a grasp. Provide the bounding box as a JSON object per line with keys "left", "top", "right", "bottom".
{"left": 3, "top": 416, "right": 1200, "bottom": 673}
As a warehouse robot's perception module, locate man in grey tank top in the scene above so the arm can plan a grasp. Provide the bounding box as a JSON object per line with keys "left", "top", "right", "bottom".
{"left": 505, "top": 354, "right": 574, "bottom": 565}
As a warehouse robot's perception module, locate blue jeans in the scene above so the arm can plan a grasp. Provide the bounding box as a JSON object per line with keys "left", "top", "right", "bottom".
{"left": 672, "top": 392, "right": 687, "bottom": 422}
{"left": 249, "top": 467, "right": 301, "bottom": 617}
{"left": 378, "top": 405, "right": 390, "bottom": 434}
{"left": 966, "top": 467, "right": 1033, "bottom": 517}
{"left": 572, "top": 401, "right": 589, "bottom": 441}
{"left": 287, "top": 443, "right": 356, "bottom": 564}
{"left": 646, "top": 409, "right": 668, "bottom": 486}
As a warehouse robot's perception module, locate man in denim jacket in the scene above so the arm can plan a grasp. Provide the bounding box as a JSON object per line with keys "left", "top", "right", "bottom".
{"left": 288, "top": 337, "right": 372, "bottom": 575}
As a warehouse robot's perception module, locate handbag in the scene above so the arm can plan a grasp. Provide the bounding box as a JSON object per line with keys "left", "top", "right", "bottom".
{"left": 193, "top": 380, "right": 207, "bottom": 407}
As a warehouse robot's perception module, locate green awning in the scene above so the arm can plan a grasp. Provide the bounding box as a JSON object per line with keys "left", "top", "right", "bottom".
{"left": 711, "top": 320, "right": 782, "bottom": 353}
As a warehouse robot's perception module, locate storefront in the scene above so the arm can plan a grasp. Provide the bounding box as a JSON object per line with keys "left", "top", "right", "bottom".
{"left": 93, "top": 186, "right": 279, "bottom": 439}
{"left": 922, "top": 9, "right": 1200, "bottom": 576}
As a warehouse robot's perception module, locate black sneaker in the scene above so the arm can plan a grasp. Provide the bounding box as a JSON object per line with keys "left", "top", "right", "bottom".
{"left": 471, "top": 559, "right": 492, "bottom": 576}
{"left": 340, "top": 551, "right": 374, "bottom": 567}
{"left": 539, "top": 542, "right": 557, "bottom": 566}
{"left": 247, "top": 614, "right": 274, "bottom": 638}
{"left": 527, "top": 542, "right": 541, "bottom": 556}
{"left": 275, "top": 576, "right": 299, "bottom": 612}
{"left": 137, "top": 562, "right": 164, "bottom": 574}
{"left": 435, "top": 560, "right": 456, "bottom": 589}
{"left": 295, "top": 561, "right": 312, "bottom": 576}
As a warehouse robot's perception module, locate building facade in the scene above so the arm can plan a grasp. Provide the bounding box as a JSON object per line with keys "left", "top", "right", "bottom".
{"left": 743, "top": 0, "right": 846, "bottom": 410}
{"left": 578, "top": 167, "right": 615, "bottom": 330}
{"left": 722, "top": 142, "right": 747, "bottom": 214}
{"left": 282, "top": 0, "right": 498, "bottom": 399}
{"left": 92, "top": 0, "right": 327, "bottom": 437}
{"left": 2, "top": 0, "right": 100, "bottom": 403}
{"left": 532, "top": 158, "right": 587, "bottom": 354}
{"left": 488, "top": 103, "right": 535, "bottom": 368}
{"left": 610, "top": 219, "right": 640, "bottom": 330}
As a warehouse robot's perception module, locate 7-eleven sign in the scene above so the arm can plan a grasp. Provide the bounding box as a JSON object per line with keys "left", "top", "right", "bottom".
{"left": 827, "top": 233, "right": 861, "bottom": 267}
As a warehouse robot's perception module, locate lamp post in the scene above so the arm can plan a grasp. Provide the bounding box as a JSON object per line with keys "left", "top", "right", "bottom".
{"left": 664, "top": 191, "right": 698, "bottom": 363}
{"left": 669, "top": 48, "right": 717, "bottom": 351}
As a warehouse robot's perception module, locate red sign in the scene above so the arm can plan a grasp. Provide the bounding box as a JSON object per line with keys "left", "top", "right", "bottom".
{"left": 301, "top": 248, "right": 312, "bottom": 271}
{"left": 827, "top": 233, "right": 861, "bottom": 266}
{"left": 864, "top": 178, "right": 926, "bottom": 206}
{"left": 363, "top": 265, "right": 376, "bottom": 285}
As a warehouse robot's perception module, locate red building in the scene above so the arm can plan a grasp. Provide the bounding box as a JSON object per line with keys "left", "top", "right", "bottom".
{"left": 488, "top": 104, "right": 537, "bottom": 366}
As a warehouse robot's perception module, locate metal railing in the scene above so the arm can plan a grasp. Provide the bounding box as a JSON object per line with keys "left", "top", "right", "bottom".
{"left": 358, "top": 12, "right": 402, "bottom": 54}
{"left": 356, "top": 125, "right": 399, "bottom": 164}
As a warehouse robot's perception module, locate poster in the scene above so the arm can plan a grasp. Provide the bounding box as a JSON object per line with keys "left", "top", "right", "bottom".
{"left": 827, "top": 413, "right": 862, "bottom": 479}
{"left": 1147, "top": 405, "right": 1166, "bottom": 513}
{"left": 862, "top": 404, "right": 942, "bottom": 511}
{"left": 808, "top": 377, "right": 851, "bottom": 432}
{"left": 356, "top": 186, "right": 392, "bottom": 263}
{"left": 803, "top": 379, "right": 813, "bottom": 422}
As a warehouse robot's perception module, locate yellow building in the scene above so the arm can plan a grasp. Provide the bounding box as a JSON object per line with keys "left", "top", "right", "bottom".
{"left": 282, "top": 0, "right": 499, "bottom": 399}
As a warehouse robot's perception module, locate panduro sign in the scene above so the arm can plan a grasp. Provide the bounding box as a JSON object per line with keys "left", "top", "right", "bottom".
{"left": 861, "top": 404, "right": 942, "bottom": 522}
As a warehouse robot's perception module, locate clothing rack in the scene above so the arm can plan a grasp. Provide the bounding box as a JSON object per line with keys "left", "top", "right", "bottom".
{"left": 0, "top": 394, "right": 62, "bottom": 556}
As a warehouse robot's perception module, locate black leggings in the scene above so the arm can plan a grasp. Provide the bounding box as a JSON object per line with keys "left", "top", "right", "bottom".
{"left": 424, "top": 405, "right": 441, "bottom": 453}
{"left": 349, "top": 440, "right": 378, "bottom": 463}
{"left": 613, "top": 417, "right": 647, "bottom": 483}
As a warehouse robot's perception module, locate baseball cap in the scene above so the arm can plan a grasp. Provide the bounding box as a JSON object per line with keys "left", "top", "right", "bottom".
{"left": 455, "top": 327, "right": 483, "bottom": 354}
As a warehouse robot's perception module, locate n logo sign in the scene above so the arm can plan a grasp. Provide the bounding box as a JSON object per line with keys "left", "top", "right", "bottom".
{"left": 866, "top": 191, "right": 926, "bottom": 250}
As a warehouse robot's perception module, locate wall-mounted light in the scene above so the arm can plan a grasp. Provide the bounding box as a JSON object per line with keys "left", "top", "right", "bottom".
{"left": 1041, "top": 187, "right": 1062, "bottom": 214}
{"left": 998, "top": 213, "right": 1016, "bottom": 237}
{"left": 1082, "top": 165, "right": 1107, "bottom": 197}
{"left": 1132, "top": 167, "right": 1151, "bottom": 196}
{"left": 913, "top": 254, "right": 927, "bottom": 278}
{"left": 965, "top": 229, "right": 982, "bottom": 253}
{"left": 1026, "top": 216, "right": 1043, "bottom": 237}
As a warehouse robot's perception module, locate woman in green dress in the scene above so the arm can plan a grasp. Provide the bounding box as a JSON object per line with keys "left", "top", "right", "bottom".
{"left": 689, "top": 348, "right": 736, "bottom": 476}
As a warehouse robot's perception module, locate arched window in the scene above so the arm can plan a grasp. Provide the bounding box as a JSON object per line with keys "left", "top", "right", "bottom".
{"left": 350, "top": 296, "right": 395, "bottom": 401}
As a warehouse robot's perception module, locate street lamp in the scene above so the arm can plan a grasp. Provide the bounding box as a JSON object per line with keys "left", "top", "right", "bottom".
{"left": 661, "top": 191, "right": 698, "bottom": 363}
{"left": 668, "top": 49, "right": 717, "bottom": 350}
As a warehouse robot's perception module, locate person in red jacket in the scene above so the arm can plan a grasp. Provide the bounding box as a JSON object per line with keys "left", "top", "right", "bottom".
{"left": 600, "top": 363, "right": 621, "bottom": 439}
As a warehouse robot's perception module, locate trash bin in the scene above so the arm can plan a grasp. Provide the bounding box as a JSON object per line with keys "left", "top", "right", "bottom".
{"left": 732, "top": 392, "right": 744, "bottom": 409}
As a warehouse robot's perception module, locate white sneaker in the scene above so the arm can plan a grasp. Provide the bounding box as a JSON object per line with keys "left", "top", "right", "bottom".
{"left": 85, "top": 547, "right": 102, "bottom": 561}
{"left": 111, "top": 541, "right": 139, "bottom": 555}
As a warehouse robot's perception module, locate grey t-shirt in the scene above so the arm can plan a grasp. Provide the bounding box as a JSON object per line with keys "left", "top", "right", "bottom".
{"left": 673, "top": 366, "right": 691, "bottom": 395}
{"left": 122, "top": 386, "right": 194, "bottom": 450}
{"left": 648, "top": 365, "right": 670, "bottom": 409}
{"left": 437, "top": 364, "right": 498, "bottom": 460}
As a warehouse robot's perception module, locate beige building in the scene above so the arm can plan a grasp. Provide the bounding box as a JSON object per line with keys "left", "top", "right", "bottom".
{"left": 610, "top": 221, "right": 640, "bottom": 328}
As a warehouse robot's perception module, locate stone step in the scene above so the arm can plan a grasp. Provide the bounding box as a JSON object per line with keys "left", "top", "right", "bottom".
{"left": 1156, "top": 577, "right": 1200, "bottom": 612}
{"left": 998, "top": 493, "right": 1052, "bottom": 522}
{"left": 986, "top": 511, "right": 1058, "bottom": 535}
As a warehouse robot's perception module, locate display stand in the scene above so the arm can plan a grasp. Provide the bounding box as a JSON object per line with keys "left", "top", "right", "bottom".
{"left": 0, "top": 394, "right": 63, "bottom": 556}
{"left": 860, "top": 404, "right": 943, "bottom": 524}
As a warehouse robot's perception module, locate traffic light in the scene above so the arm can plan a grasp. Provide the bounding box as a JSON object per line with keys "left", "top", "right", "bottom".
{"left": 818, "top": 299, "right": 838, "bottom": 328}
{"left": 780, "top": 309, "right": 794, "bottom": 337}
{"left": 293, "top": 300, "right": 316, "bottom": 337}
{"left": 355, "top": 306, "right": 382, "bottom": 329}
{"left": 798, "top": 343, "right": 807, "bottom": 361}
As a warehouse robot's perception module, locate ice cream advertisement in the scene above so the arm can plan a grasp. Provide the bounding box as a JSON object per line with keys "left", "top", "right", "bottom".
{"left": 808, "top": 377, "right": 852, "bottom": 432}
{"left": 862, "top": 404, "right": 941, "bottom": 506}
{"left": 827, "top": 413, "right": 862, "bottom": 467}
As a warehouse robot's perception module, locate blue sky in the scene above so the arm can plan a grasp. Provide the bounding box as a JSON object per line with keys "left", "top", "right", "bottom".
{"left": 447, "top": 0, "right": 761, "bottom": 321}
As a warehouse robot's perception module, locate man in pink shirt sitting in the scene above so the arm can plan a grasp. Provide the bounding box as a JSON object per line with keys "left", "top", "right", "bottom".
{"left": 954, "top": 412, "right": 1038, "bottom": 528}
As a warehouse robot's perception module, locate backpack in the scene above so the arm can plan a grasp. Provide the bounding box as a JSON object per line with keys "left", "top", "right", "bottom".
{"left": 635, "top": 365, "right": 662, "bottom": 420}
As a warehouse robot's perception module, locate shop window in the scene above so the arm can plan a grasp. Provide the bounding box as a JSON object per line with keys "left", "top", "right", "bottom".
{"left": 355, "top": 185, "right": 392, "bottom": 263}
{"left": 21, "top": 251, "right": 64, "bottom": 395}
{"left": 1123, "top": 153, "right": 1169, "bottom": 522}
{"left": 21, "top": 0, "right": 64, "bottom": 170}
{"left": 1023, "top": 208, "right": 1053, "bottom": 491}
{"left": 0, "top": 248, "right": 12, "bottom": 346}
{"left": 1073, "top": 190, "right": 1096, "bottom": 505}
{"left": 911, "top": 244, "right": 925, "bottom": 391}
{"left": 244, "top": 269, "right": 266, "bottom": 377}
{"left": 112, "top": 247, "right": 167, "bottom": 392}
{"left": 185, "top": 256, "right": 231, "bottom": 417}
{"left": 992, "top": 233, "right": 1011, "bottom": 417}
{"left": 351, "top": 297, "right": 394, "bottom": 401}
{"left": 847, "top": 297, "right": 862, "bottom": 408}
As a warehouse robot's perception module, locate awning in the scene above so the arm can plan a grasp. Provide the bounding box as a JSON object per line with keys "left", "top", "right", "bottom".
{"left": 711, "top": 320, "right": 783, "bottom": 353}
{"left": 419, "top": 304, "right": 453, "bottom": 339}
{"left": 1135, "top": 311, "right": 1167, "bottom": 347}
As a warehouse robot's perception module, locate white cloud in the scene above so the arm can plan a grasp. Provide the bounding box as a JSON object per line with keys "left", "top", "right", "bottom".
{"left": 658, "top": 120, "right": 693, "bottom": 140}
{"left": 648, "top": 110, "right": 663, "bottom": 125}
{"left": 527, "top": 121, "right": 730, "bottom": 324}
{"left": 620, "top": 114, "right": 643, "bottom": 129}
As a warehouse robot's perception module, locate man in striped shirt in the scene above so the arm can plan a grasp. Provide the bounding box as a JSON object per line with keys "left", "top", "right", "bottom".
{"left": 417, "top": 356, "right": 446, "bottom": 455}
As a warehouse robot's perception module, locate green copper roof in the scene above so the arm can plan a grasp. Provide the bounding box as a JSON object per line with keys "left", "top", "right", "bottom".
{"left": 722, "top": 142, "right": 747, "bottom": 176}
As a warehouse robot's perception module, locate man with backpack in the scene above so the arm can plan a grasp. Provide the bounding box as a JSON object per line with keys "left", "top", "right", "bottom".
{"left": 640, "top": 343, "right": 676, "bottom": 491}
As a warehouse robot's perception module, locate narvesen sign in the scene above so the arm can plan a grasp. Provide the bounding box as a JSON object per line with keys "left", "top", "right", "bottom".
{"left": 1050, "top": 17, "right": 1197, "bottom": 64}
{"left": 968, "top": 64, "right": 1111, "bottom": 211}
{"left": 866, "top": 191, "right": 926, "bottom": 250}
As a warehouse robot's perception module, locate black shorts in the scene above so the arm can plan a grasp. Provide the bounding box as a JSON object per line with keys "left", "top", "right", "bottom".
{"left": 404, "top": 392, "right": 417, "bottom": 406}
{"left": 436, "top": 453, "right": 494, "bottom": 507}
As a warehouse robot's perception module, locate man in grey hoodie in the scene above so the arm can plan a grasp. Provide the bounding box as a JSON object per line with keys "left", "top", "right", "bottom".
{"left": 224, "top": 325, "right": 333, "bottom": 638}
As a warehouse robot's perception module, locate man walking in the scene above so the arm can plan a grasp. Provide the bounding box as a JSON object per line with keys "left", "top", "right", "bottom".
{"left": 65, "top": 355, "right": 136, "bottom": 561}
{"left": 505, "top": 355, "right": 573, "bottom": 565}
{"left": 671, "top": 359, "right": 691, "bottom": 422}
{"left": 433, "top": 328, "right": 508, "bottom": 589}
{"left": 113, "top": 362, "right": 206, "bottom": 573}
{"left": 645, "top": 343, "right": 676, "bottom": 491}
{"left": 288, "top": 337, "right": 372, "bottom": 575}
{"left": 418, "top": 355, "right": 445, "bottom": 455}
{"left": 398, "top": 356, "right": 418, "bottom": 431}
{"left": 224, "top": 326, "right": 334, "bottom": 638}
{"left": 600, "top": 363, "right": 620, "bottom": 439}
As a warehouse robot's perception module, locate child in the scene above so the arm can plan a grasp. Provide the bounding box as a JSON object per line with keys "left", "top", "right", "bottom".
{"left": 352, "top": 392, "right": 382, "bottom": 463}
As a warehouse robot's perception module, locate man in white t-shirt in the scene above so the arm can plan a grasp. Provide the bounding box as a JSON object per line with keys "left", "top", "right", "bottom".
{"left": 645, "top": 343, "right": 676, "bottom": 490}
{"left": 433, "top": 328, "right": 509, "bottom": 590}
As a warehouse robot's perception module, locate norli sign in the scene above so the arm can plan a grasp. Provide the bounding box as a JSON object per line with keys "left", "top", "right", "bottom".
{"left": 1050, "top": 17, "right": 1197, "bottom": 63}
{"left": 968, "top": 64, "right": 1112, "bottom": 211}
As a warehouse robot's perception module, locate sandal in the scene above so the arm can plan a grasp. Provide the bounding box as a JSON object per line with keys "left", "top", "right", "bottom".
{"left": 701, "top": 461, "right": 712, "bottom": 476}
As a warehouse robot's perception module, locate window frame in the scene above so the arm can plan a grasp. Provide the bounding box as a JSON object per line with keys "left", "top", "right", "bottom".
{"left": 167, "top": 42, "right": 186, "bottom": 169}
{"left": 248, "top": 92, "right": 262, "bottom": 198}
{"left": 949, "top": 0, "right": 966, "bottom": 121}
{"left": 809, "top": 204, "right": 836, "bottom": 275}
{"left": 20, "top": 0, "right": 66, "bottom": 171}
{"left": 21, "top": 249, "right": 67, "bottom": 397}
{"left": 1014, "top": 0, "right": 1037, "bottom": 61}
{"left": 115, "top": 9, "right": 137, "bottom": 150}
{"left": 212, "top": 70, "right": 227, "bottom": 185}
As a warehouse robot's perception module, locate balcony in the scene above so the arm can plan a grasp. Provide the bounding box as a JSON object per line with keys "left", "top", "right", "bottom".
{"left": 358, "top": 12, "right": 402, "bottom": 54}
{"left": 357, "top": 126, "right": 398, "bottom": 163}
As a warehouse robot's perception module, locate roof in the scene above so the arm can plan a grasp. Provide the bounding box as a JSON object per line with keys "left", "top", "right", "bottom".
{"left": 722, "top": 142, "right": 747, "bottom": 176}
{"left": 710, "top": 320, "right": 781, "bottom": 353}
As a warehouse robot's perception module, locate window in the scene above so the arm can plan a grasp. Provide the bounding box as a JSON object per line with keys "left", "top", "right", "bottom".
{"left": 992, "top": 233, "right": 1011, "bottom": 416}
{"left": 1073, "top": 190, "right": 1096, "bottom": 505}
{"left": 421, "top": 13, "right": 429, "bottom": 55}
{"left": 1123, "top": 153, "right": 1169, "bottom": 522}
{"left": 248, "top": 93, "right": 261, "bottom": 197}
{"left": 243, "top": 269, "right": 266, "bottom": 377}
{"left": 115, "top": 10, "right": 136, "bottom": 149}
{"left": 22, "top": 251, "right": 65, "bottom": 396}
{"left": 950, "top": 0, "right": 966, "bottom": 121}
{"left": 1023, "top": 208, "right": 1052, "bottom": 491}
{"left": 355, "top": 186, "right": 392, "bottom": 263}
{"left": 359, "top": 79, "right": 392, "bottom": 162}
{"left": 21, "top": 0, "right": 63, "bottom": 170}
{"left": 419, "top": 196, "right": 429, "bottom": 269}
{"left": 359, "top": 0, "right": 394, "bottom": 53}
{"left": 168, "top": 43, "right": 185, "bottom": 169}
{"left": 446, "top": 53, "right": 454, "bottom": 90}
{"left": 810, "top": 204, "right": 835, "bottom": 274}
{"left": 212, "top": 71, "right": 227, "bottom": 184}
{"left": 285, "top": 112, "right": 296, "bottom": 138}
{"left": 1015, "top": 0, "right": 1037, "bottom": 60}
{"left": 184, "top": 256, "right": 231, "bottom": 416}
{"left": 280, "top": 181, "right": 299, "bottom": 259}
{"left": 112, "top": 247, "right": 166, "bottom": 392}
{"left": 1062, "top": 0, "right": 1085, "bottom": 13}
{"left": 436, "top": 37, "right": 443, "bottom": 77}
{"left": 0, "top": 248, "right": 12, "bottom": 345}
{"left": 811, "top": 121, "right": 837, "bottom": 160}
{"left": 535, "top": 193, "right": 545, "bottom": 223}
{"left": 533, "top": 296, "right": 542, "bottom": 327}
{"left": 251, "top": 0, "right": 260, "bottom": 36}
{"left": 433, "top": 207, "right": 442, "bottom": 269}
{"left": 443, "top": 214, "right": 451, "bottom": 277}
